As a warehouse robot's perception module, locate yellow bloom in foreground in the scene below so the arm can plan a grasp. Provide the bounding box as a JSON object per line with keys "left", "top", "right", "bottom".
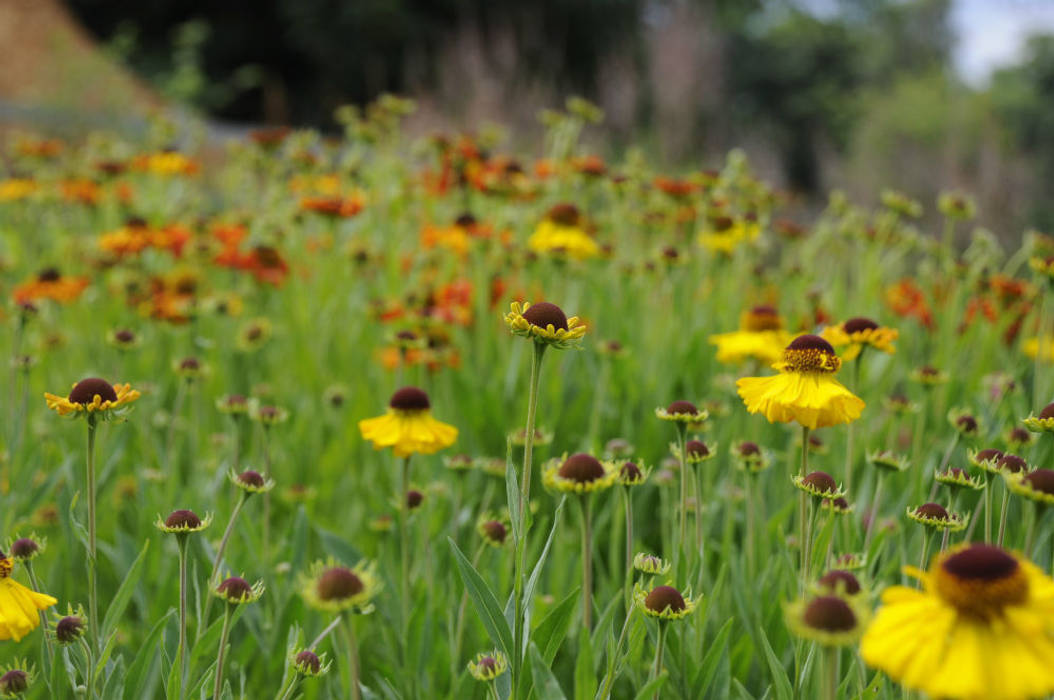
{"left": 359, "top": 387, "right": 458, "bottom": 457}
{"left": 527, "top": 203, "right": 599, "bottom": 260}
{"left": 736, "top": 335, "right": 864, "bottom": 430}
{"left": 821, "top": 317, "right": 898, "bottom": 360}
{"left": 44, "top": 377, "right": 140, "bottom": 418}
{"left": 709, "top": 306, "right": 792, "bottom": 365}
{"left": 861, "top": 544, "right": 1054, "bottom": 700}
{"left": 0, "top": 557, "right": 57, "bottom": 641}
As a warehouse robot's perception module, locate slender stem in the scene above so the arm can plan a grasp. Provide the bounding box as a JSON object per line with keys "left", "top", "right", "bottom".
{"left": 80, "top": 636, "right": 96, "bottom": 700}
{"left": 24, "top": 561, "right": 53, "bottom": 663}
{"left": 821, "top": 646, "right": 837, "bottom": 700}
{"left": 744, "top": 473, "right": 756, "bottom": 579}
{"left": 201, "top": 493, "right": 249, "bottom": 636}
{"left": 512, "top": 342, "right": 545, "bottom": 693}
{"left": 651, "top": 624, "right": 666, "bottom": 699}
{"left": 399, "top": 455, "right": 412, "bottom": 662}
{"left": 844, "top": 359, "right": 861, "bottom": 495}
{"left": 597, "top": 605, "right": 635, "bottom": 699}
{"left": 580, "top": 496, "right": 593, "bottom": 630}
{"left": 984, "top": 480, "right": 993, "bottom": 544}
{"left": 624, "top": 487, "right": 634, "bottom": 614}
{"left": 231, "top": 416, "right": 242, "bottom": 473}
{"left": 997, "top": 485, "right": 1011, "bottom": 547}
{"left": 799, "top": 426, "right": 810, "bottom": 595}
{"left": 918, "top": 533, "right": 931, "bottom": 585}
{"left": 677, "top": 426, "right": 688, "bottom": 563}
{"left": 177, "top": 536, "right": 189, "bottom": 700}
{"left": 262, "top": 426, "right": 272, "bottom": 563}
{"left": 1025, "top": 503, "right": 1039, "bottom": 556}
{"left": 86, "top": 418, "right": 99, "bottom": 655}
{"left": 343, "top": 615, "right": 361, "bottom": 700}
{"left": 864, "top": 472, "right": 884, "bottom": 551}
{"left": 310, "top": 616, "right": 343, "bottom": 650}
{"left": 212, "top": 606, "right": 233, "bottom": 700}
{"left": 167, "top": 380, "right": 187, "bottom": 479}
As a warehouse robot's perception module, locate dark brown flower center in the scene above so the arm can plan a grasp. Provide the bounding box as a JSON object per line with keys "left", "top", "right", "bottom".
{"left": 843, "top": 317, "right": 879, "bottom": 334}
{"left": 179, "top": 357, "right": 200, "bottom": 371}
{"left": 0, "top": 670, "right": 28, "bottom": 694}
{"left": 522, "top": 302, "right": 569, "bottom": 331}
{"left": 1024, "top": 469, "right": 1054, "bottom": 495}
{"left": 783, "top": 335, "right": 839, "bottom": 373}
{"left": 1009, "top": 427, "right": 1031, "bottom": 443}
{"left": 406, "top": 490, "right": 424, "bottom": 509}
{"left": 975, "top": 448, "right": 1003, "bottom": 463}
{"left": 69, "top": 377, "right": 118, "bottom": 405}
{"left": 620, "top": 462, "right": 643, "bottom": 481}
{"left": 55, "top": 615, "right": 85, "bottom": 643}
{"left": 742, "top": 306, "right": 782, "bottom": 332}
{"left": 455, "top": 212, "right": 477, "bottom": 227}
{"left": 477, "top": 656, "right": 497, "bottom": 673}
{"left": 482, "top": 520, "right": 507, "bottom": 543}
{"left": 558, "top": 454, "right": 605, "bottom": 483}
{"left": 686, "top": 440, "right": 709, "bottom": 458}
{"left": 936, "top": 545, "right": 1029, "bottom": 617}
{"left": 317, "top": 567, "right": 364, "bottom": 601}
{"left": 547, "top": 203, "right": 581, "bottom": 226}
{"left": 998, "top": 455, "right": 1028, "bottom": 474}
{"left": 237, "top": 470, "right": 265, "bottom": 488}
{"left": 956, "top": 415, "right": 979, "bottom": 434}
{"left": 802, "top": 471, "right": 837, "bottom": 494}
{"left": 803, "top": 596, "right": 856, "bottom": 631}
{"left": 738, "top": 442, "right": 760, "bottom": 456}
{"left": 915, "top": 503, "right": 950, "bottom": 520}
{"left": 9, "top": 538, "right": 37, "bottom": 559}
{"left": 165, "top": 510, "right": 202, "bottom": 529}
{"left": 217, "top": 576, "right": 253, "bottom": 601}
{"left": 37, "top": 267, "right": 61, "bottom": 282}
{"left": 818, "top": 570, "right": 861, "bottom": 595}
{"left": 644, "top": 585, "right": 686, "bottom": 613}
{"left": 295, "top": 650, "right": 321, "bottom": 673}
{"left": 1040, "top": 402, "right": 1054, "bottom": 420}
{"left": 389, "top": 386, "right": 430, "bottom": 411}
{"left": 114, "top": 329, "right": 136, "bottom": 343}
{"left": 666, "top": 400, "right": 699, "bottom": 415}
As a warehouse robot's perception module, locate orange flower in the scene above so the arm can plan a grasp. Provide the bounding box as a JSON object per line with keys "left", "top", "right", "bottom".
{"left": 12, "top": 268, "right": 89, "bottom": 304}
{"left": 885, "top": 279, "right": 934, "bottom": 330}
{"left": 60, "top": 179, "right": 102, "bottom": 206}
{"left": 299, "top": 194, "right": 364, "bottom": 217}
{"left": 654, "top": 177, "right": 697, "bottom": 198}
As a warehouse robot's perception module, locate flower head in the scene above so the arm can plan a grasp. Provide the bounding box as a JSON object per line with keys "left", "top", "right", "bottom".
{"left": 634, "top": 583, "right": 698, "bottom": 621}
{"left": 213, "top": 576, "right": 265, "bottom": 605}
{"left": 792, "top": 471, "right": 846, "bottom": 500}
{"left": 655, "top": 400, "right": 709, "bottom": 426}
{"left": 682, "top": 439, "right": 717, "bottom": 465}
{"left": 300, "top": 559, "right": 381, "bottom": 614}
{"left": 821, "top": 317, "right": 898, "bottom": 360}
{"left": 633, "top": 553, "right": 671, "bottom": 576}
{"left": 736, "top": 335, "right": 864, "bottom": 429}
{"left": 358, "top": 386, "right": 458, "bottom": 457}
{"left": 504, "top": 301, "right": 586, "bottom": 348}
{"left": 543, "top": 453, "right": 618, "bottom": 494}
{"left": 867, "top": 450, "right": 910, "bottom": 473}
{"left": 785, "top": 594, "right": 868, "bottom": 647}
{"left": 906, "top": 503, "right": 967, "bottom": 531}
{"left": 0, "top": 665, "right": 31, "bottom": 698}
{"left": 229, "top": 468, "right": 275, "bottom": 494}
{"left": 862, "top": 544, "right": 1054, "bottom": 700}
{"left": 0, "top": 556, "right": 57, "bottom": 640}
{"left": 7, "top": 537, "right": 42, "bottom": 563}
{"left": 1006, "top": 469, "right": 1054, "bottom": 506}
{"left": 731, "top": 441, "right": 770, "bottom": 473}
{"left": 291, "top": 649, "right": 331, "bottom": 677}
{"left": 468, "top": 650, "right": 509, "bottom": 682}
{"left": 709, "top": 306, "right": 791, "bottom": 365}
{"left": 968, "top": 447, "right": 1005, "bottom": 473}
{"left": 934, "top": 467, "right": 984, "bottom": 492}
{"left": 816, "top": 569, "right": 863, "bottom": 597}
{"left": 616, "top": 461, "right": 650, "bottom": 486}
{"left": 44, "top": 378, "right": 140, "bottom": 419}
{"left": 52, "top": 609, "right": 85, "bottom": 646}
{"left": 477, "top": 517, "right": 509, "bottom": 547}
{"left": 948, "top": 408, "right": 982, "bottom": 438}
{"left": 1023, "top": 402, "right": 1054, "bottom": 433}
{"left": 155, "top": 509, "right": 213, "bottom": 535}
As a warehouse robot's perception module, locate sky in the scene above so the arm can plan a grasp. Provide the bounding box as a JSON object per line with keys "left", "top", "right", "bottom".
{"left": 952, "top": 0, "right": 1054, "bottom": 83}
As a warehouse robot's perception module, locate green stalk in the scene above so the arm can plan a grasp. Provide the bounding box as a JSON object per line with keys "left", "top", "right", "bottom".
{"left": 650, "top": 623, "right": 667, "bottom": 700}
{"left": 863, "top": 472, "right": 884, "bottom": 551}
{"left": 918, "top": 533, "right": 931, "bottom": 585}
{"left": 821, "top": 646, "right": 838, "bottom": 700}
{"left": 79, "top": 636, "right": 96, "bottom": 700}
{"left": 799, "top": 426, "right": 810, "bottom": 594}
{"left": 24, "top": 560, "right": 53, "bottom": 664}
{"left": 512, "top": 342, "right": 545, "bottom": 693}
{"left": 200, "top": 492, "right": 249, "bottom": 638}
{"left": 984, "top": 480, "right": 993, "bottom": 544}
{"left": 85, "top": 417, "right": 99, "bottom": 655}
{"left": 342, "top": 615, "right": 361, "bottom": 700}
{"left": 744, "top": 472, "right": 756, "bottom": 578}
{"left": 1025, "top": 503, "right": 1039, "bottom": 556}
{"left": 176, "top": 536, "right": 189, "bottom": 700}
{"left": 597, "top": 606, "right": 635, "bottom": 699}
{"left": 997, "top": 484, "right": 1011, "bottom": 547}
{"left": 623, "top": 487, "right": 634, "bottom": 614}
{"left": 580, "top": 496, "right": 593, "bottom": 630}
{"left": 212, "top": 605, "right": 233, "bottom": 700}
{"left": 399, "top": 455, "right": 412, "bottom": 665}
{"left": 676, "top": 424, "right": 688, "bottom": 567}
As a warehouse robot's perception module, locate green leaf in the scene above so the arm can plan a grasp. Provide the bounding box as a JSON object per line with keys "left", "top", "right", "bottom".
{"left": 125, "top": 609, "right": 175, "bottom": 700}
{"left": 632, "top": 673, "right": 667, "bottom": 700}
{"left": 696, "top": 617, "right": 734, "bottom": 694}
{"left": 574, "top": 631, "right": 597, "bottom": 700}
{"left": 756, "top": 623, "right": 792, "bottom": 700}
{"left": 101, "top": 540, "right": 150, "bottom": 643}
{"left": 533, "top": 588, "right": 580, "bottom": 665}
{"left": 529, "top": 642, "right": 568, "bottom": 700}
{"left": 449, "top": 538, "right": 513, "bottom": 656}
{"left": 507, "top": 496, "right": 567, "bottom": 640}
{"left": 505, "top": 438, "right": 521, "bottom": 541}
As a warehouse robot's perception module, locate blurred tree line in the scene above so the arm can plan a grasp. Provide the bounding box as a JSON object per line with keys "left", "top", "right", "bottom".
{"left": 66, "top": 0, "right": 1054, "bottom": 229}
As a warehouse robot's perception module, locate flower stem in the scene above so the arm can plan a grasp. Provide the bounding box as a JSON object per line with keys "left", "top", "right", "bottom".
{"left": 512, "top": 341, "right": 545, "bottom": 694}
{"left": 918, "top": 533, "right": 931, "bottom": 584}
{"left": 580, "top": 495, "right": 593, "bottom": 630}
{"left": 79, "top": 636, "right": 96, "bottom": 700}
{"left": 1025, "top": 502, "right": 1038, "bottom": 556}
{"left": 821, "top": 646, "right": 838, "bottom": 700}
{"left": 997, "top": 484, "right": 1011, "bottom": 547}
{"left": 744, "top": 473, "right": 756, "bottom": 578}
{"left": 399, "top": 455, "right": 412, "bottom": 663}
{"left": 85, "top": 418, "right": 99, "bottom": 655}
{"left": 310, "top": 615, "right": 342, "bottom": 650}
{"left": 212, "top": 606, "right": 233, "bottom": 700}
{"left": 623, "top": 487, "right": 634, "bottom": 614}
{"left": 342, "top": 614, "right": 361, "bottom": 700}
{"left": 597, "top": 605, "right": 635, "bottom": 699}
{"left": 24, "top": 561, "right": 53, "bottom": 664}
{"left": 650, "top": 623, "right": 666, "bottom": 699}
{"left": 799, "top": 426, "right": 810, "bottom": 595}
{"left": 864, "top": 472, "right": 884, "bottom": 551}
{"left": 984, "top": 479, "right": 993, "bottom": 544}
{"left": 177, "top": 536, "right": 189, "bottom": 700}
{"left": 200, "top": 492, "right": 249, "bottom": 637}
{"left": 676, "top": 424, "right": 688, "bottom": 568}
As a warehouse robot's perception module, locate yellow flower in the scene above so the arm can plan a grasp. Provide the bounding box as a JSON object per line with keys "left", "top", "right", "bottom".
{"left": 358, "top": 387, "right": 458, "bottom": 457}
{"left": 44, "top": 378, "right": 140, "bottom": 418}
{"left": 504, "top": 301, "right": 586, "bottom": 348}
{"left": 0, "top": 557, "right": 57, "bottom": 641}
{"left": 698, "top": 215, "right": 760, "bottom": 255}
{"left": 0, "top": 178, "right": 38, "bottom": 202}
{"left": 861, "top": 544, "right": 1054, "bottom": 700}
{"left": 1023, "top": 336, "right": 1054, "bottom": 363}
{"left": 299, "top": 559, "right": 381, "bottom": 614}
{"left": 736, "top": 335, "right": 864, "bottom": 430}
{"left": 1005, "top": 469, "right": 1054, "bottom": 506}
{"left": 634, "top": 583, "right": 698, "bottom": 621}
{"left": 709, "top": 306, "right": 792, "bottom": 365}
{"left": 821, "top": 317, "right": 898, "bottom": 360}
{"left": 527, "top": 204, "right": 599, "bottom": 260}
{"left": 1025, "top": 402, "right": 1054, "bottom": 432}
{"left": 542, "top": 454, "right": 617, "bottom": 495}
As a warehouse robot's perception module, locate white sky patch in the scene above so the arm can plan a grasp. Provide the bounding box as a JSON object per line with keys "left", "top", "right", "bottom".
{"left": 952, "top": 0, "right": 1054, "bottom": 85}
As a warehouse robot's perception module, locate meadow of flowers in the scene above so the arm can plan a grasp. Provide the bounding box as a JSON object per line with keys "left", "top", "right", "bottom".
{"left": 2, "top": 95, "right": 1054, "bottom": 699}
